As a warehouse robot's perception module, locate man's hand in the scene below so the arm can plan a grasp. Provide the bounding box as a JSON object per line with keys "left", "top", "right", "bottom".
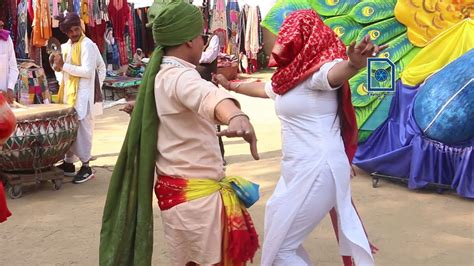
{"left": 212, "top": 74, "right": 231, "bottom": 90}
{"left": 347, "top": 35, "right": 389, "bottom": 70}
{"left": 53, "top": 53, "right": 65, "bottom": 70}
{"left": 119, "top": 101, "right": 135, "bottom": 115}
{"left": 1, "top": 89, "right": 15, "bottom": 104}
{"left": 217, "top": 115, "right": 259, "bottom": 160}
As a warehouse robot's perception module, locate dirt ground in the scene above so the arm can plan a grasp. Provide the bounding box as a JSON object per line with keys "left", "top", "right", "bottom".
{"left": 1, "top": 72, "right": 473, "bottom": 265}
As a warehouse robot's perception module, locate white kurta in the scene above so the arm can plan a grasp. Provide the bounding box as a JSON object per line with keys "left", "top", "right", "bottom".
{"left": 58, "top": 37, "right": 106, "bottom": 163}
{"left": 0, "top": 35, "right": 19, "bottom": 92}
{"left": 199, "top": 35, "right": 220, "bottom": 64}
{"left": 261, "top": 60, "right": 374, "bottom": 266}
{"left": 59, "top": 37, "right": 105, "bottom": 120}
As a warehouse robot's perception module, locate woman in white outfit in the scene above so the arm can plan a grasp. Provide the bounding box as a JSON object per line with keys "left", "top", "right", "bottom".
{"left": 213, "top": 10, "right": 386, "bottom": 266}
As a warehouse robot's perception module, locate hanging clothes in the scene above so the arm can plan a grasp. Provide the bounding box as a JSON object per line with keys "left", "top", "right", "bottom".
{"left": 86, "top": 22, "right": 106, "bottom": 54}
{"left": 52, "top": 0, "right": 59, "bottom": 17}
{"left": 202, "top": 0, "right": 210, "bottom": 33}
{"left": 51, "top": 0, "right": 60, "bottom": 28}
{"left": 81, "top": 0, "right": 89, "bottom": 25}
{"left": 73, "top": 0, "right": 81, "bottom": 14}
{"left": 238, "top": 5, "right": 248, "bottom": 73}
{"left": 133, "top": 8, "right": 142, "bottom": 50}
{"left": 118, "top": 29, "right": 129, "bottom": 64}
{"left": 108, "top": 0, "right": 129, "bottom": 41}
{"left": 7, "top": 0, "right": 17, "bottom": 46}
{"left": 27, "top": 0, "right": 34, "bottom": 21}
{"left": 16, "top": 0, "right": 28, "bottom": 59}
{"left": 238, "top": 5, "right": 248, "bottom": 55}
{"left": 244, "top": 6, "right": 262, "bottom": 73}
{"left": 127, "top": 4, "right": 136, "bottom": 60}
{"left": 226, "top": 0, "right": 240, "bottom": 57}
{"left": 100, "top": 0, "right": 108, "bottom": 22}
{"left": 138, "top": 8, "right": 153, "bottom": 56}
{"left": 87, "top": 0, "right": 101, "bottom": 26}
{"left": 0, "top": 1, "right": 5, "bottom": 23}
{"left": 32, "top": 0, "right": 52, "bottom": 47}
{"left": 210, "top": 0, "right": 228, "bottom": 53}
{"left": 108, "top": 0, "right": 130, "bottom": 65}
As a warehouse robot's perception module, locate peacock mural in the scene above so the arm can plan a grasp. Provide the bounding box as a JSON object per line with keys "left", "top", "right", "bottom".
{"left": 262, "top": 0, "right": 472, "bottom": 142}
{"left": 261, "top": 0, "right": 474, "bottom": 198}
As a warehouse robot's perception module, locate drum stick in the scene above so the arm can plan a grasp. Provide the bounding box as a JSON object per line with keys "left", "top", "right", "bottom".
{"left": 12, "top": 101, "right": 28, "bottom": 109}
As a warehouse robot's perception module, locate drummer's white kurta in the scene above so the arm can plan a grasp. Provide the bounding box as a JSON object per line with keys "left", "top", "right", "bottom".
{"left": 55, "top": 37, "right": 105, "bottom": 163}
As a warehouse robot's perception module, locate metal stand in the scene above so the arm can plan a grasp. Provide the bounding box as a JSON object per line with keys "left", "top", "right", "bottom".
{"left": 0, "top": 167, "right": 64, "bottom": 199}
{"left": 370, "top": 172, "right": 453, "bottom": 194}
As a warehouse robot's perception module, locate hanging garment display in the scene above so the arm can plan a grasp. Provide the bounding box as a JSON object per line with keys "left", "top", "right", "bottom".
{"left": 32, "top": 0, "right": 52, "bottom": 47}
{"left": 226, "top": 0, "right": 240, "bottom": 57}
{"left": 108, "top": 0, "right": 131, "bottom": 65}
{"left": 16, "top": 0, "right": 29, "bottom": 59}
{"left": 210, "top": 0, "right": 228, "bottom": 52}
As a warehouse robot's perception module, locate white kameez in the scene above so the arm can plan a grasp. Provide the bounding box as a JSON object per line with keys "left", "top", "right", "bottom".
{"left": 57, "top": 37, "right": 106, "bottom": 162}
{"left": 261, "top": 60, "right": 374, "bottom": 266}
{"left": 0, "top": 35, "right": 19, "bottom": 92}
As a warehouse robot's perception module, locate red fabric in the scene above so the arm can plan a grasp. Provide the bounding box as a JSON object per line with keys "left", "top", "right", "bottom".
{"left": 27, "top": 0, "right": 34, "bottom": 21}
{"left": 118, "top": 38, "right": 128, "bottom": 65}
{"left": 108, "top": 0, "right": 130, "bottom": 65}
{"left": 154, "top": 175, "right": 188, "bottom": 210}
{"left": 221, "top": 208, "right": 259, "bottom": 266}
{"left": 0, "top": 93, "right": 16, "bottom": 144}
{"left": 0, "top": 182, "right": 12, "bottom": 223}
{"left": 268, "top": 9, "right": 358, "bottom": 162}
{"left": 269, "top": 10, "right": 346, "bottom": 95}
{"left": 86, "top": 22, "right": 107, "bottom": 54}
{"left": 128, "top": 8, "right": 136, "bottom": 60}
{"left": 108, "top": 0, "right": 130, "bottom": 41}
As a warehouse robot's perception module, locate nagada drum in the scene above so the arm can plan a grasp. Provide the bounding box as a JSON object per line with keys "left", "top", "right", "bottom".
{"left": 0, "top": 104, "right": 78, "bottom": 172}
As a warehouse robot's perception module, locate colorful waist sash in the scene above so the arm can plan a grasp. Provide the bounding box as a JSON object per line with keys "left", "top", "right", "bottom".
{"left": 155, "top": 175, "right": 259, "bottom": 265}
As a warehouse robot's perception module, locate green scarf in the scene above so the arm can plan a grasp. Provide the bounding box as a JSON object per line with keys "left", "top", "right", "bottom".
{"left": 99, "top": 1, "right": 203, "bottom": 265}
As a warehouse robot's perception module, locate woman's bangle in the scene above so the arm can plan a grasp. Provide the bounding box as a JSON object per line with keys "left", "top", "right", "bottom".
{"left": 227, "top": 112, "right": 249, "bottom": 124}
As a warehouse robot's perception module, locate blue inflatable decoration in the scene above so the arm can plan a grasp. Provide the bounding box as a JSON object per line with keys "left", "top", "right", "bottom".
{"left": 413, "top": 49, "right": 474, "bottom": 144}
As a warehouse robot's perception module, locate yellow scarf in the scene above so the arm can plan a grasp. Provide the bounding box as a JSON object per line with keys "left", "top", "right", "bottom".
{"left": 58, "top": 34, "right": 85, "bottom": 106}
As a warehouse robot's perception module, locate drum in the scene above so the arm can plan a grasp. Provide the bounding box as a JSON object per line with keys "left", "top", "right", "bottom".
{"left": 0, "top": 104, "right": 78, "bottom": 172}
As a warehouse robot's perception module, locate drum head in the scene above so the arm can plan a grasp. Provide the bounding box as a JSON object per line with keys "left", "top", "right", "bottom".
{"left": 12, "top": 104, "right": 76, "bottom": 121}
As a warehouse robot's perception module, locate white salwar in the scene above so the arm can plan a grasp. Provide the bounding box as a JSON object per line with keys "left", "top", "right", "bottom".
{"left": 56, "top": 37, "right": 106, "bottom": 163}
{"left": 261, "top": 60, "right": 374, "bottom": 266}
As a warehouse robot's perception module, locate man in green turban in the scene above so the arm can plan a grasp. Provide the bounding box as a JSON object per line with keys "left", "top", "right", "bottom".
{"left": 100, "top": 1, "right": 260, "bottom": 265}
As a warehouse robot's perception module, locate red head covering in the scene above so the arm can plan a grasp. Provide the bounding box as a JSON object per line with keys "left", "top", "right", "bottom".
{"left": 269, "top": 10, "right": 358, "bottom": 161}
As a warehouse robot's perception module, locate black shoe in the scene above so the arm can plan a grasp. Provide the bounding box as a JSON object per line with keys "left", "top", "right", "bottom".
{"left": 73, "top": 166, "right": 95, "bottom": 184}
{"left": 57, "top": 162, "right": 76, "bottom": 177}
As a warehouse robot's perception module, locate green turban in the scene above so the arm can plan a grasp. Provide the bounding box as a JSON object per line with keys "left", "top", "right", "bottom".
{"left": 99, "top": 1, "right": 203, "bottom": 266}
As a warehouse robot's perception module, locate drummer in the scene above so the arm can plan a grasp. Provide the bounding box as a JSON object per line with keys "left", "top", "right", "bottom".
{"left": 52, "top": 13, "right": 106, "bottom": 184}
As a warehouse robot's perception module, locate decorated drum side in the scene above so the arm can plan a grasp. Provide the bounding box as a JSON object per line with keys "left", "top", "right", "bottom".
{"left": 0, "top": 104, "right": 78, "bottom": 172}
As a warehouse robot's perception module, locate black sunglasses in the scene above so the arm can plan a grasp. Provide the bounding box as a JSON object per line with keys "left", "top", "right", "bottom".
{"left": 201, "top": 34, "right": 211, "bottom": 44}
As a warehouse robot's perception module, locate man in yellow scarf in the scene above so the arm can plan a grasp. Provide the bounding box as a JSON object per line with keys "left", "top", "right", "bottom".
{"left": 53, "top": 12, "right": 106, "bottom": 184}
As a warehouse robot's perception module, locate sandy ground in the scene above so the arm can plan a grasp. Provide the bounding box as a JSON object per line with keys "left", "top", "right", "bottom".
{"left": 1, "top": 71, "right": 473, "bottom": 266}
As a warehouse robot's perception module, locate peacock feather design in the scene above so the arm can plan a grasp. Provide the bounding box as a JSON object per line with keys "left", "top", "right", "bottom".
{"left": 261, "top": 0, "right": 422, "bottom": 141}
